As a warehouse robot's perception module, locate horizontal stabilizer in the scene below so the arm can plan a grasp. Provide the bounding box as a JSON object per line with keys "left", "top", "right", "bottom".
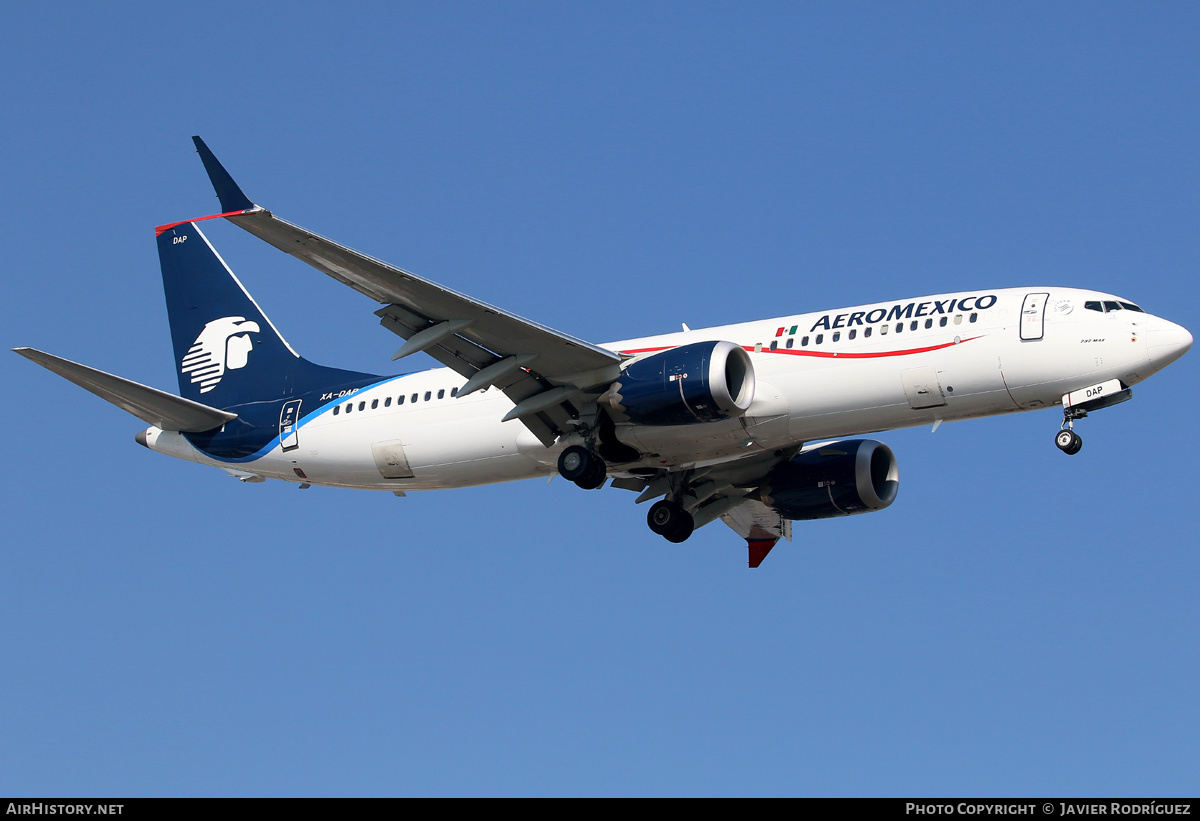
{"left": 13, "top": 347, "right": 237, "bottom": 432}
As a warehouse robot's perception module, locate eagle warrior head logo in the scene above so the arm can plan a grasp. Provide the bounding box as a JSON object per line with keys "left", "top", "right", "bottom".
{"left": 180, "top": 316, "right": 261, "bottom": 393}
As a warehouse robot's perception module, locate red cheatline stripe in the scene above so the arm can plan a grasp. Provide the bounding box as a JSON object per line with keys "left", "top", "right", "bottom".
{"left": 619, "top": 337, "right": 982, "bottom": 359}
{"left": 154, "top": 209, "right": 254, "bottom": 236}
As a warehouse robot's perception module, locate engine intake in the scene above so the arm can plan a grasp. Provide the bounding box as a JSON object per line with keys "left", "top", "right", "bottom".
{"left": 603, "top": 341, "right": 755, "bottom": 426}
{"left": 760, "top": 439, "right": 899, "bottom": 520}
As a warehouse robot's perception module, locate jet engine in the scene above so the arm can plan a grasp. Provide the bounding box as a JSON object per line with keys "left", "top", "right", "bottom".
{"left": 601, "top": 341, "right": 755, "bottom": 425}
{"left": 760, "top": 439, "right": 899, "bottom": 520}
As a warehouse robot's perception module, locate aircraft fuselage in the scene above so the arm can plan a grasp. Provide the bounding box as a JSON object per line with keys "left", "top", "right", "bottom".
{"left": 141, "top": 286, "right": 1191, "bottom": 491}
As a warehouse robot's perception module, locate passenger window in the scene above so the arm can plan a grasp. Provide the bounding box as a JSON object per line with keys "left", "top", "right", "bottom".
{"left": 451, "top": 387, "right": 458, "bottom": 396}
{"left": 864, "top": 327, "right": 872, "bottom": 338}
{"left": 371, "top": 399, "right": 379, "bottom": 409}
{"left": 910, "top": 321, "right": 918, "bottom": 331}
{"left": 896, "top": 323, "right": 903, "bottom": 333}
{"left": 848, "top": 329, "right": 856, "bottom": 340}
{"left": 424, "top": 391, "right": 431, "bottom": 401}
{"left": 801, "top": 336, "right": 809, "bottom": 346}
{"left": 880, "top": 324, "right": 888, "bottom": 335}
{"left": 925, "top": 319, "right": 933, "bottom": 329}
{"left": 816, "top": 334, "right": 824, "bottom": 344}
{"left": 769, "top": 340, "right": 777, "bottom": 351}
{"left": 785, "top": 338, "right": 793, "bottom": 349}
{"left": 358, "top": 401, "right": 365, "bottom": 411}
{"left": 832, "top": 332, "right": 840, "bottom": 342}
{"left": 411, "top": 394, "right": 418, "bottom": 403}
{"left": 333, "top": 405, "right": 340, "bottom": 416}
{"left": 384, "top": 397, "right": 391, "bottom": 407}
{"left": 345, "top": 403, "right": 352, "bottom": 413}
{"left": 438, "top": 389, "right": 445, "bottom": 399}
{"left": 939, "top": 317, "right": 947, "bottom": 327}
{"left": 969, "top": 313, "right": 978, "bottom": 323}
{"left": 954, "top": 315, "right": 963, "bottom": 325}
{"left": 398, "top": 395, "right": 405, "bottom": 405}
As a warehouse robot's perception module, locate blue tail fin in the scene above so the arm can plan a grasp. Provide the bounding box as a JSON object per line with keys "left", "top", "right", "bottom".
{"left": 156, "top": 221, "right": 376, "bottom": 408}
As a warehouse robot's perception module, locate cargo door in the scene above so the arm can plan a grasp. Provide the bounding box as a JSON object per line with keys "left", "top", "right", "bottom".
{"left": 371, "top": 439, "right": 414, "bottom": 479}
{"left": 901, "top": 367, "right": 947, "bottom": 410}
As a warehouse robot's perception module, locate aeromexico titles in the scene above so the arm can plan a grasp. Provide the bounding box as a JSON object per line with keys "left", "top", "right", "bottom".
{"left": 15, "top": 138, "right": 1193, "bottom": 567}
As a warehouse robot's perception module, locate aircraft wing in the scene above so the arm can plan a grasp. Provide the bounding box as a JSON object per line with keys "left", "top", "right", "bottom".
{"left": 187, "top": 137, "right": 621, "bottom": 445}
{"left": 13, "top": 347, "right": 236, "bottom": 432}
{"left": 719, "top": 500, "right": 791, "bottom": 568}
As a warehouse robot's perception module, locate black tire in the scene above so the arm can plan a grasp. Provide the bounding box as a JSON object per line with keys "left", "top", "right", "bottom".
{"left": 1055, "top": 430, "right": 1082, "bottom": 455}
{"left": 663, "top": 512, "right": 695, "bottom": 543}
{"left": 648, "top": 500, "right": 693, "bottom": 540}
{"left": 558, "top": 446, "right": 593, "bottom": 481}
{"left": 574, "top": 458, "right": 607, "bottom": 490}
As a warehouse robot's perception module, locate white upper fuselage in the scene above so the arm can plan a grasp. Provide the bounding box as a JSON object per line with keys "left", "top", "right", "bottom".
{"left": 143, "top": 286, "right": 1193, "bottom": 490}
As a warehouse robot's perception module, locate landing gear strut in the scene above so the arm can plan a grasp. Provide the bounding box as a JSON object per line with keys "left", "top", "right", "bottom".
{"left": 1056, "top": 407, "right": 1085, "bottom": 455}
{"left": 1054, "top": 379, "right": 1134, "bottom": 456}
{"left": 647, "top": 499, "right": 695, "bottom": 543}
{"left": 558, "top": 445, "right": 607, "bottom": 490}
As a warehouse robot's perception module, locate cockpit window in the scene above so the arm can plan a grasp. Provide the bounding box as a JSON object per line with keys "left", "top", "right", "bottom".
{"left": 1104, "top": 301, "right": 1121, "bottom": 312}
{"left": 1084, "top": 301, "right": 1103, "bottom": 312}
{"left": 1119, "top": 301, "right": 1144, "bottom": 312}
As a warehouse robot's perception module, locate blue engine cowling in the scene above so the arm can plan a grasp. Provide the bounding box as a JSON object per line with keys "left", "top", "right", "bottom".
{"left": 760, "top": 439, "right": 899, "bottom": 520}
{"left": 602, "top": 341, "right": 755, "bottom": 426}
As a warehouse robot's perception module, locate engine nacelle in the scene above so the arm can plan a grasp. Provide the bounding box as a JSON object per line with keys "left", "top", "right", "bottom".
{"left": 602, "top": 341, "right": 755, "bottom": 426}
{"left": 760, "top": 439, "right": 899, "bottom": 520}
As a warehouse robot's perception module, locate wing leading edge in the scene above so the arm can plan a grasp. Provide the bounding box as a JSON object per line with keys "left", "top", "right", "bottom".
{"left": 188, "top": 137, "right": 621, "bottom": 445}
{"left": 183, "top": 137, "right": 798, "bottom": 566}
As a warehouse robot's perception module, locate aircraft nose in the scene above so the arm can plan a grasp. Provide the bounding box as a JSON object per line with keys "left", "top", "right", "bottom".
{"left": 1146, "top": 318, "right": 1193, "bottom": 369}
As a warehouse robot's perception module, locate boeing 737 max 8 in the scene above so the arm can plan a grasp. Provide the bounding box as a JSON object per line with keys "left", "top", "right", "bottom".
{"left": 15, "top": 138, "right": 1194, "bottom": 566}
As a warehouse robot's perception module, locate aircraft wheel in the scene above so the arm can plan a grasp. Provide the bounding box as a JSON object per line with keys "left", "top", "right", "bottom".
{"left": 558, "top": 446, "right": 594, "bottom": 481}
{"left": 573, "top": 458, "right": 607, "bottom": 490}
{"left": 663, "top": 514, "right": 695, "bottom": 543}
{"left": 648, "top": 500, "right": 694, "bottom": 541}
{"left": 1055, "top": 429, "right": 1082, "bottom": 455}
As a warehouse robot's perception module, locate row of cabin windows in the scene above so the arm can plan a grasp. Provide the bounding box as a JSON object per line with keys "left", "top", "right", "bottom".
{"left": 766, "top": 313, "right": 977, "bottom": 350}
{"left": 332, "top": 387, "right": 459, "bottom": 416}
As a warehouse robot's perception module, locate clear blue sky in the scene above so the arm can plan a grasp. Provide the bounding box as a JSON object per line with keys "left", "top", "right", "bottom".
{"left": 2, "top": 2, "right": 1197, "bottom": 797}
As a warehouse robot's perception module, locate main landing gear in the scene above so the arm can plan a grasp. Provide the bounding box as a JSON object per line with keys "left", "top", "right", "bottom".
{"left": 646, "top": 499, "right": 695, "bottom": 544}
{"left": 557, "top": 445, "right": 607, "bottom": 490}
{"left": 557, "top": 442, "right": 697, "bottom": 543}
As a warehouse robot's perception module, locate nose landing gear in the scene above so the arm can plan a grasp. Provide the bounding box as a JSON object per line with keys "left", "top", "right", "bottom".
{"left": 1053, "top": 378, "right": 1133, "bottom": 456}
{"left": 1055, "top": 426, "right": 1083, "bottom": 455}
{"left": 1055, "top": 404, "right": 1087, "bottom": 455}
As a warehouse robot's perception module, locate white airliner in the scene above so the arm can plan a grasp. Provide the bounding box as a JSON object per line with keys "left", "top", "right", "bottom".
{"left": 15, "top": 138, "right": 1193, "bottom": 566}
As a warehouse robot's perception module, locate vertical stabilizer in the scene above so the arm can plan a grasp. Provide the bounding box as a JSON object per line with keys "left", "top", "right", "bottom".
{"left": 157, "top": 221, "right": 375, "bottom": 407}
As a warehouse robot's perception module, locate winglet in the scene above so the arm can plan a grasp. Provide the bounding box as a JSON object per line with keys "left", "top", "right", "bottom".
{"left": 747, "top": 538, "right": 778, "bottom": 568}
{"left": 192, "top": 136, "right": 255, "bottom": 213}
